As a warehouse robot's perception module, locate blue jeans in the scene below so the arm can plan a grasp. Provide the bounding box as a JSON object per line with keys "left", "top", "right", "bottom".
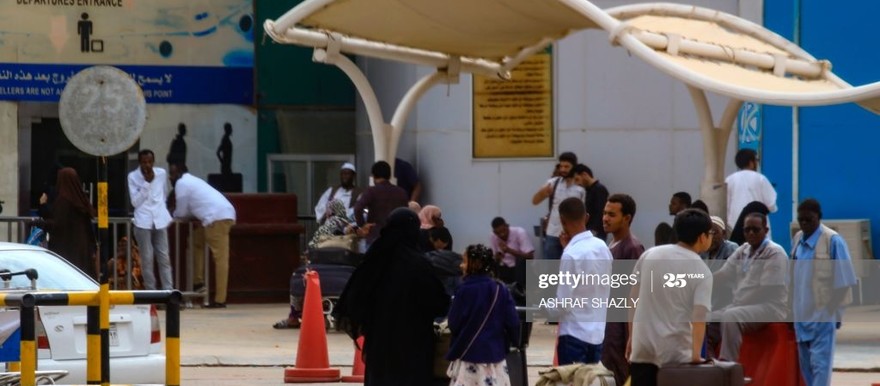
{"left": 543, "top": 236, "right": 563, "bottom": 260}
{"left": 557, "top": 334, "right": 602, "bottom": 366}
{"left": 133, "top": 226, "right": 173, "bottom": 290}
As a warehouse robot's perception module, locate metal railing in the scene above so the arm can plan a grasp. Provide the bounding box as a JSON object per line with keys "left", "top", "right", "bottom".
{"left": 0, "top": 217, "right": 207, "bottom": 305}
{"left": 1, "top": 214, "right": 320, "bottom": 305}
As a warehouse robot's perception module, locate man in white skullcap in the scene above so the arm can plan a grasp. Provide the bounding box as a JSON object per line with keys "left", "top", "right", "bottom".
{"left": 701, "top": 216, "right": 739, "bottom": 261}
{"left": 314, "top": 162, "right": 363, "bottom": 222}
{"left": 701, "top": 215, "right": 741, "bottom": 309}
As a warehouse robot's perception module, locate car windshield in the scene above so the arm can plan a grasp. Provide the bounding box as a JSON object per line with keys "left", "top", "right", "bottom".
{"left": 0, "top": 249, "right": 98, "bottom": 291}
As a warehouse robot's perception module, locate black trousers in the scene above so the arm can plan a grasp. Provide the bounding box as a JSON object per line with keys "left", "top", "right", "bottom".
{"left": 630, "top": 362, "right": 659, "bottom": 386}
{"left": 497, "top": 264, "right": 517, "bottom": 284}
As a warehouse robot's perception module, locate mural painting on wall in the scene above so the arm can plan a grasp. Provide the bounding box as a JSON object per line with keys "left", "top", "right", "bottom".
{"left": 143, "top": 104, "right": 256, "bottom": 193}
{"left": 0, "top": 0, "right": 254, "bottom": 104}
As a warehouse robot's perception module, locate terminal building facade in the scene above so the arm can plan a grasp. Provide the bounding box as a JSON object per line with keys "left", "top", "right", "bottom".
{"left": 1, "top": 0, "right": 877, "bottom": 264}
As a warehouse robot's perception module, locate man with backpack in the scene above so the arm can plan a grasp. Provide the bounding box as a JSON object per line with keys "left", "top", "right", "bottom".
{"left": 532, "top": 152, "right": 585, "bottom": 260}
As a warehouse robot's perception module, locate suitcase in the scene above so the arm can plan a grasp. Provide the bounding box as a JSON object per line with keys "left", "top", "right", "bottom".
{"left": 307, "top": 247, "right": 363, "bottom": 266}
{"left": 290, "top": 264, "right": 356, "bottom": 298}
{"left": 508, "top": 312, "right": 534, "bottom": 386}
{"left": 507, "top": 348, "right": 527, "bottom": 386}
{"left": 657, "top": 360, "right": 744, "bottom": 386}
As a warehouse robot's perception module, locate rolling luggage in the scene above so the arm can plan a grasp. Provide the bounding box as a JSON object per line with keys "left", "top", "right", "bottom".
{"left": 657, "top": 360, "right": 745, "bottom": 386}
{"left": 509, "top": 308, "right": 533, "bottom": 386}
{"left": 306, "top": 247, "right": 363, "bottom": 266}
{"left": 506, "top": 348, "right": 527, "bottom": 386}
{"left": 290, "top": 264, "right": 356, "bottom": 298}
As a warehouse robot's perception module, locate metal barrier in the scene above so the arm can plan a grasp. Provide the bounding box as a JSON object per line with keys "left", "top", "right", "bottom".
{"left": 0, "top": 217, "right": 141, "bottom": 290}
{"left": 0, "top": 217, "right": 207, "bottom": 304}
{"left": 1, "top": 215, "right": 318, "bottom": 305}
{"left": 0, "top": 290, "right": 182, "bottom": 386}
{"left": 0, "top": 217, "right": 33, "bottom": 245}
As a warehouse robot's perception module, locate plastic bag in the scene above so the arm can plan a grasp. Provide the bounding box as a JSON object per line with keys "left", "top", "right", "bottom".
{"left": 26, "top": 226, "right": 46, "bottom": 246}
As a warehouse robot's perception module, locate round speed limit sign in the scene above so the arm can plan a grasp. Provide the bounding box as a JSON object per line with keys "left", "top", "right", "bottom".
{"left": 59, "top": 66, "right": 146, "bottom": 156}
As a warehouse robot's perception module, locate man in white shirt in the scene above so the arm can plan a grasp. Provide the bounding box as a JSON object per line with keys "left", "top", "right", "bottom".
{"left": 532, "top": 152, "right": 585, "bottom": 260}
{"left": 556, "top": 197, "right": 613, "bottom": 365}
{"left": 725, "top": 149, "right": 777, "bottom": 229}
{"left": 314, "top": 163, "right": 362, "bottom": 222}
{"left": 128, "top": 149, "right": 174, "bottom": 290}
{"left": 709, "top": 213, "right": 787, "bottom": 361}
{"left": 169, "top": 162, "right": 236, "bottom": 308}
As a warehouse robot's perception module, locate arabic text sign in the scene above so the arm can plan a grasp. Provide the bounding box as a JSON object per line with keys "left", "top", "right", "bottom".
{"left": 0, "top": 63, "right": 252, "bottom": 104}
{"left": 472, "top": 52, "right": 554, "bottom": 159}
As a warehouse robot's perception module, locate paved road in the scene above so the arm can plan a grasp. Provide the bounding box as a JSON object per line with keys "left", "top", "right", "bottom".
{"left": 166, "top": 303, "right": 880, "bottom": 385}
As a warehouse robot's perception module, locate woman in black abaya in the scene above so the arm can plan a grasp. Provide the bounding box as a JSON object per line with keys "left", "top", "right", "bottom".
{"left": 728, "top": 201, "right": 770, "bottom": 245}
{"left": 333, "top": 208, "right": 449, "bottom": 386}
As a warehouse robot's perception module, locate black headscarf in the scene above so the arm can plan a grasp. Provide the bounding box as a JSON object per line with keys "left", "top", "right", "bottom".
{"left": 729, "top": 201, "right": 770, "bottom": 245}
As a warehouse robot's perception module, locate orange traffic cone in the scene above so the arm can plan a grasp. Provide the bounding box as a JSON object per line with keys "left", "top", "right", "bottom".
{"left": 284, "top": 270, "right": 341, "bottom": 383}
{"left": 340, "top": 336, "right": 365, "bottom": 382}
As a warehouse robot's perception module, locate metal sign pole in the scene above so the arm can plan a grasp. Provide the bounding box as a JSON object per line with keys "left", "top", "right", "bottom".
{"left": 97, "top": 156, "right": 110, "bottom": 385}
{"left": 58, "top": 66, "right": 146, "bottom": 386}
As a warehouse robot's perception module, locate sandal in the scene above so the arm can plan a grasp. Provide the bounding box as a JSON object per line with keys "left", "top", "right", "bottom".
{"left": 273, "top": 319, "right": 301, "bottom": 329}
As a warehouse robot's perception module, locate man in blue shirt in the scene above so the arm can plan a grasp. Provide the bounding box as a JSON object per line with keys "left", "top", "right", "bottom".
{"left": 791, "top": 198, "right": 857, "bottom": 386}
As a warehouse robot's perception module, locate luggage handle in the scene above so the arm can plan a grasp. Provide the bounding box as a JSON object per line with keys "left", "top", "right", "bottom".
{"left": 680, "top": 358, "right": 731, "bottom": 366}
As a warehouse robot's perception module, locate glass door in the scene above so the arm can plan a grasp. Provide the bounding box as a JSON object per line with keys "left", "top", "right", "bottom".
{"left": 266, "top": 154, "right": 355, "bottom": 216}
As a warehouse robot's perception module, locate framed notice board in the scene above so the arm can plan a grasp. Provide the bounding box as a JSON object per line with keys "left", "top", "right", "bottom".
{"left": 472, "top": 49, "right": 553, "bottom": 158}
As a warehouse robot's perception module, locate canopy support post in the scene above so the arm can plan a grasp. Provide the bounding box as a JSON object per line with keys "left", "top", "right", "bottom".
{"left": 687, "top": 86, "right": 742, "bottom": 222}
{"left": 314, "top": 41, "right": 460, "bottom": 176}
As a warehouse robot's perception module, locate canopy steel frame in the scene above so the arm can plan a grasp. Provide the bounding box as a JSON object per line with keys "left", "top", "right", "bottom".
{"left": 265, "top": 0, "right": 880, "bottom": 214}
{"left": 311, "top": 36, "right": 460, "bottom": 167}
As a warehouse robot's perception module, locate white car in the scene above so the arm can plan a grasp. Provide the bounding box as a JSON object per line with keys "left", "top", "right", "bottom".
{"left": 0, "top": 242, "right": 165, "bottom": 384}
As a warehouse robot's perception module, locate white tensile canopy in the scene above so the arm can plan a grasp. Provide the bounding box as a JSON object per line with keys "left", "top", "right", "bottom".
{"left": 264, "top": 0, "right": 880, "bottom": 216}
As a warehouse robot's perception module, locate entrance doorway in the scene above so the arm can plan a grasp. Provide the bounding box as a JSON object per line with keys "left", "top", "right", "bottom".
{"left": 24, "top": 115, "right": 132, "bottom": 216}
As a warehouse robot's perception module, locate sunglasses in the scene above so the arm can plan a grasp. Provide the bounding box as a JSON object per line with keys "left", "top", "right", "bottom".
{"left": 743, "top": 226, "right": 763, "bottom": 234}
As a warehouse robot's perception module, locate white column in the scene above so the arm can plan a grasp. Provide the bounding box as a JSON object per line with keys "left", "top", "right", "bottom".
{"left": 687, "top": 86, "right": 741, "bottom": 218}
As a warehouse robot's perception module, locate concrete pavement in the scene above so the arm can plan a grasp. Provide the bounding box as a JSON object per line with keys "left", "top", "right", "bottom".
{"left": 166, "top": 303, "right": 880, "bottom": 385}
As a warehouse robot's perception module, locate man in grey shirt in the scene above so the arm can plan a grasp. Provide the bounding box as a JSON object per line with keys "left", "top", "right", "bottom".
{"left": 709, "top": 212, "right": 787, "bottom": 361}
{"left": 628, "top": 209, "right": 714, "bottom": 386}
